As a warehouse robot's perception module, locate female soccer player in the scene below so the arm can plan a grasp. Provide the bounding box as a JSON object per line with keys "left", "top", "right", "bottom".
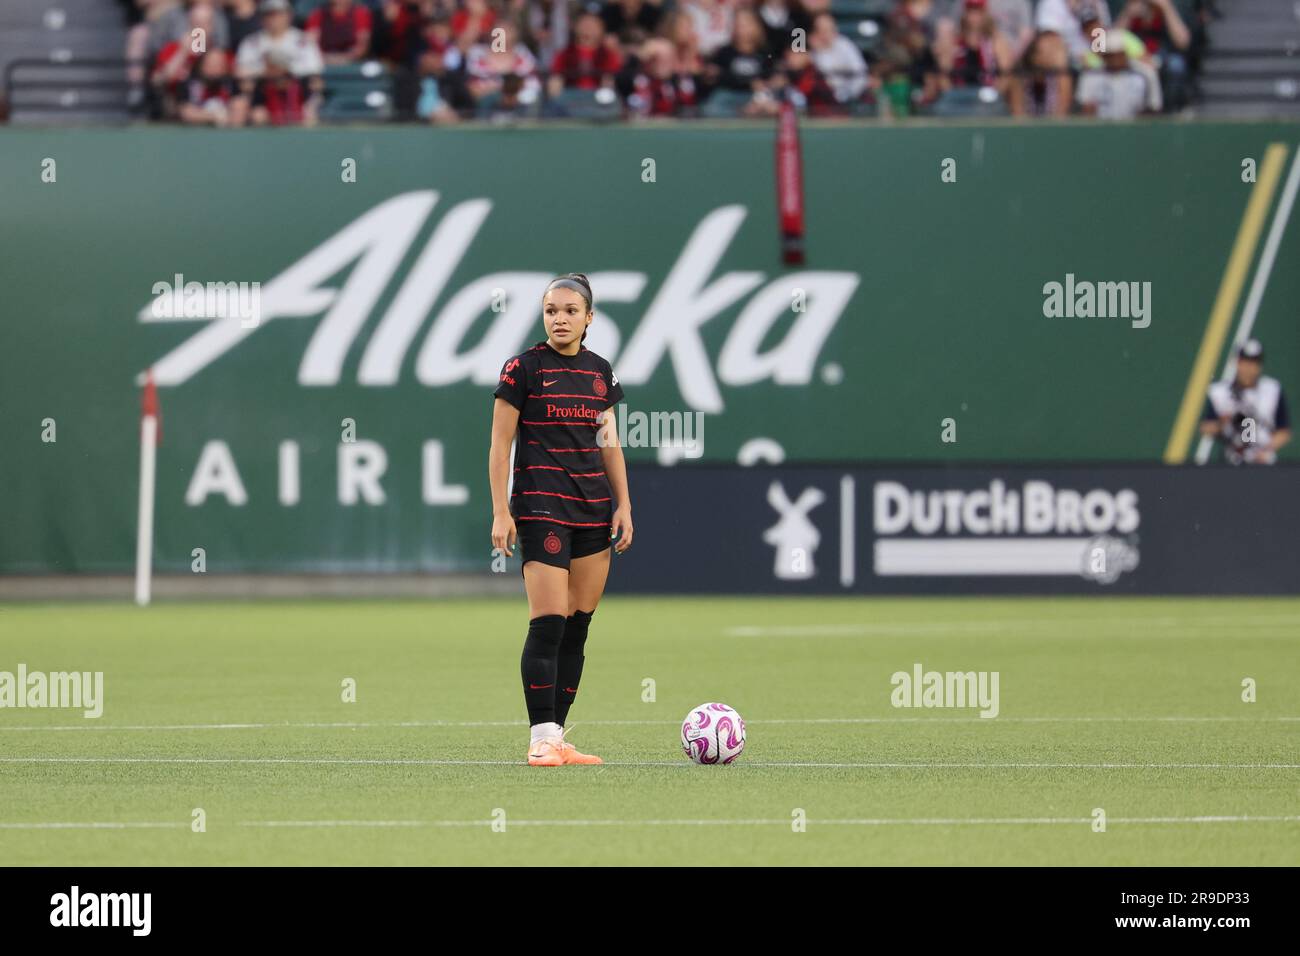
{"left": 489, "top": 273, "right": 633, "bottom": 766}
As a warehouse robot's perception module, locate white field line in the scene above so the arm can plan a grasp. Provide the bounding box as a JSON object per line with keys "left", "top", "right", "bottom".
{"left": 2, "top": 815, "right": 1297, "bottom": 831}
{"left": 0, "top": 822, "right": 187, "bottom": 830}
{"left": 0, "top": 715, "right": 1296, "bottom": 732}
{"left": 246, "top": 814, "right": 1300, "bottom": 827}
{"left": 0, "top": 757, "right": 1296, "bottom": 769}
{"left": 725, "top": 617, "right": 1300, "bottom": 636}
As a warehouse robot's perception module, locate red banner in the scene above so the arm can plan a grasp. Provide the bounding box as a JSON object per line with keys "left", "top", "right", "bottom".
{"left": 775, "top": 98, "right": 805, "bottom": 265}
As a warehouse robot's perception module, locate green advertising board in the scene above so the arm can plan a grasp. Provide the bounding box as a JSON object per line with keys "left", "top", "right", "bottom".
{"left": 2, "top": 123, "right": 1297, "bottom": 572}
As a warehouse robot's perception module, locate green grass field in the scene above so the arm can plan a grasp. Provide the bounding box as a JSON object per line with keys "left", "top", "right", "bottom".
{"left": 0, "top": 597, "right": 1296, "bottom": 866}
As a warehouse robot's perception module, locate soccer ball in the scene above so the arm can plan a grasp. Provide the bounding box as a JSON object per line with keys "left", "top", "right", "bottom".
{"left": 680, "top": 702, "right": 746, "bottom": 764}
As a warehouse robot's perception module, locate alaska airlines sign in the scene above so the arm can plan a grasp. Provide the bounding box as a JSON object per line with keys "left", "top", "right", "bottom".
{"left": 139, "top": 193, "right": 860, "bottom": 414}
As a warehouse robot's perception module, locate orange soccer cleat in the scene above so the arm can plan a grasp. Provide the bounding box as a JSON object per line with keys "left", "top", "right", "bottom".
{"left": 555, "top": 725, "right": 603, "bottom": 765}
{"left": 526, "top": 737, "right": 565, "bottom": 767}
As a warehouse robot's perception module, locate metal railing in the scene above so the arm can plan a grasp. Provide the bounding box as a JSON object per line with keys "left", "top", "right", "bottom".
{"left": 5, "top": 58, "right": 141, "bottom": 116}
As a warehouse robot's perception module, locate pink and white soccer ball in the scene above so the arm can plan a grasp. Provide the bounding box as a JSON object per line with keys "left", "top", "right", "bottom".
{"left": 680, "top": 702, "right": 746, "bottom": 764}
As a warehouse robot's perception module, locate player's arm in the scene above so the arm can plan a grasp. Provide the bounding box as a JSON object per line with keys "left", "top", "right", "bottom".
{"left": 598, "top": 404, "right": 633, "bottom": 553}
{"left": 489, "top": 398, "right": 520, "bottom": 556}
{"left": 1269, "top": 390, "right": 1291, "bottom": 453}
{"left": 1199, "top": 396, "right": 1229, "bottom": 437}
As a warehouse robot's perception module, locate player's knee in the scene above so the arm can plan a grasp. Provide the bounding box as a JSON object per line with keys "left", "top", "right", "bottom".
{"left": 562, "top": 609, "right": 594, "bottom": 653}
{"left": 530, "top": 603, "right": 568, "bottom": 622}
{"left": 525, "top": 614, "right": 566, "bottom": 653}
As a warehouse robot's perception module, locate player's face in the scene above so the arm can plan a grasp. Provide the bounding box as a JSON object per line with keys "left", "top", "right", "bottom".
{"left": 543, "top": 288, "right": 591, "bottom": 348}
{"left": 1236, "top": 357, "right": 1262, "bottom": 387}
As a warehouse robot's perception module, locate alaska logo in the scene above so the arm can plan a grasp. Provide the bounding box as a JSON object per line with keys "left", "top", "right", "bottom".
{"left": 138, "top": 194, "right": 860, "bottom": 413}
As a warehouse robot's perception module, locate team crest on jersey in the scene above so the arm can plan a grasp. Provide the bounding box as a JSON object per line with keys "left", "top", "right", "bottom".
{"left": 543, "top": 532, "right": 562, "bottom": 555}
{"left": 592, "top": 374, "right": 607, "bottom": 398}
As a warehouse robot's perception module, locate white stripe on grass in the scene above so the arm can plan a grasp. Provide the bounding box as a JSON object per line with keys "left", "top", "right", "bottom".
{"left": 0, "top": 757, "right": 1296, "bottom": 769}
{"left": 725, "top": 617, "right": 1300, "bottom": 637}
{"left": 0, "top": 716, "right": 1295, "bottom": 732}
{"left": 0, "top": 821, "right": 187, "bottom": 830}
{"left": 4, "top": 816, "right": 1297, "bottom": 830}
{"left": 241, "top": 814, "right": 1300, "bottom": 827}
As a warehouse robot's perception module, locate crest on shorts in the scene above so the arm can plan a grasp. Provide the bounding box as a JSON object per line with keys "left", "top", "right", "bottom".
{"left": 592, "top": 374, "right": 607, "bottom": 398}
{"left": 543, "top": 532, "right": 562, "bottom": 555}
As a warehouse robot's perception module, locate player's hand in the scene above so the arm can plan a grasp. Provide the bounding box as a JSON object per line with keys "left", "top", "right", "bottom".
{"left": 610, "top": 508, "right": 634, "bottom": 554}
{"left": 491, "top": 513, "right": 517, "bottom": 557}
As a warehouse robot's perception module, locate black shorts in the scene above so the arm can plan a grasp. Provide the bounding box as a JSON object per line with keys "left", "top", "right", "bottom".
{"left": 517, "top": 521, "right": 610, "bottom": 571}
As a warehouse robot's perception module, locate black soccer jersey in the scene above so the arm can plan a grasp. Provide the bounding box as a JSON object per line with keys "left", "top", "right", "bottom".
{"left": 494, "top": 342, "right": 625, "bottom": 528}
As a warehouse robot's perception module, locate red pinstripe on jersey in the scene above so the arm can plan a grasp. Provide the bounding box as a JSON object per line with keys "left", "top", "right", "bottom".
{"left": 521, "top": 420, "right": 601, "bottom": 427}
{"left": 513, "top": 490, "right": 612, "bottom": 503}
{"left": 516, "top": 516, "right": 611, "bottom": 527}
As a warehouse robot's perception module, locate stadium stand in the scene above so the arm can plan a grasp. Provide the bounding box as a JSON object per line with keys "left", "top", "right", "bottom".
{"left": 1, "top": 0, "right": 131, "bottom": 122}
{"left": 1199, "top": 0, "right": 1300, "bottom": 117}
{"left": 0, "top": 0, "right": 1296, "bottom": 124}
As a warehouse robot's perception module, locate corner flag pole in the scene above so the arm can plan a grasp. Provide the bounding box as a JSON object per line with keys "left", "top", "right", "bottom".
{"left": 135, "top": 370, "right": 161, "bottom": 606}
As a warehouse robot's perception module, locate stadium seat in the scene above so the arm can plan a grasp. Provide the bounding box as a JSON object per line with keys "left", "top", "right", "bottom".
{"left": 319, "top": 62, "right": 395, "bottom": 121}
{"left": 0, "top": 0, "right": 130, "bottom": 123}
{"left": 699, "top": 88, "right": 753, "bottom": 118}
{"left": 543, "top": 87, "right": 622, "bottom": 121}
{"left": 829, "top": 0, "right": 895, "bottom": 17}
{"left": 835, "top": 15, "right": 883, "bottom": 59}
{"left": 474, "top": 89, "right": 543, "bottom": 121}
{"left": 927, "top": 86, "right": 1010, "bottom": 117}
{"left": 295, "top": 0, "right": 328, "bottom": 20}
{"left": 847, "top": 97, "right": 879, "bottom": 117}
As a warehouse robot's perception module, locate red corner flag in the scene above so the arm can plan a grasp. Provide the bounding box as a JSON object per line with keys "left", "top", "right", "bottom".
{"left": 141, "top": 368, "right": 161, "bottom": 445}
{"left": 775, "top": 97, "right": 806, "bottom": 266}
{"left": 136, "top": 370, "right": 161, "bottom": 606}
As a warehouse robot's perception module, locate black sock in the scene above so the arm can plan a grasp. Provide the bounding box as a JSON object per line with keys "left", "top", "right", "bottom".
{"left": 555, "top": 609, "right": 592, "bottom": 727}
{"left": 521, "top": 614, "right": 565, "bottom": 726}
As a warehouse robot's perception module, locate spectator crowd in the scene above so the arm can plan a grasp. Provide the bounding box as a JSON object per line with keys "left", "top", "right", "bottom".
{"left": 117, "top": 0, "right": 1210, "bottom": 124}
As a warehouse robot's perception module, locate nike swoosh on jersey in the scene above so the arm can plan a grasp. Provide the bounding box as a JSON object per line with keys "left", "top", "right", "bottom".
{"left": 542, "top": 380, "right": 558, "bottom": 387}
